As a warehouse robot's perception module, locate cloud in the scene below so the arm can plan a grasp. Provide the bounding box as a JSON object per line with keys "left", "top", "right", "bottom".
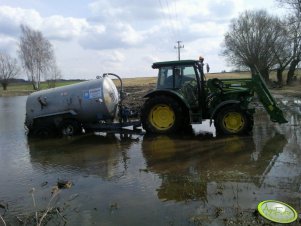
{"left": 0, "top": 1, "right": 238, "bottom": 54}
{"left": 0, "top": 35, "right": 18, "bottom": 55}
{"left": 0, "top": 5, "right": 105, "bottom": 42}
{"left": 188, "top": 22, "right": 227, "bottom": 38}
{"left": 79, "top": 22, "right": 144, "bottom": 50}
{"left": 207, "top": 0, "right": 240, "bottom": 18}
{"left": 88, "top": 0, "right": 161, "bottom": 22}
{"left": 100, "top": 50, "right": 125, "bottom": 63}
{"left": 43, "top": 15, "right": 105, "bottom": 41}
{"left": 0, "top": 6, "right": 42, "bottom": 36}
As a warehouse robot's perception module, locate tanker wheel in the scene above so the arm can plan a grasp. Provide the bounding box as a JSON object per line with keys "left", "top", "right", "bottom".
{"left": 32, "top": 123, "right": 56, "bottom": 138}
{"left": 60, "top": 119, "right": 81, "bottom": 136}
{"left": 141, "top": 95, "right": 184, "bottom": 134}
{"left": 214, "top": 105, "right": 253, "bottom": 135}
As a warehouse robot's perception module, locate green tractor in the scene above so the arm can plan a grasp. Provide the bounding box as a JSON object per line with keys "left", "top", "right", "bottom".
{"left": 141, "top": 60, "right": 287, "bottom": 135}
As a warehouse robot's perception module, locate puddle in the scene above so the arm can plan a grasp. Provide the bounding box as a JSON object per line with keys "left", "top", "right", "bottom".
{"left": 0, "top": 96, "right": 301, "bottom": 225}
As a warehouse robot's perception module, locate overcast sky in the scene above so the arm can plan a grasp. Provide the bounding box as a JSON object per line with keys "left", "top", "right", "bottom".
{"left": 0, "top": 0, "right": 284, "bottom": 79}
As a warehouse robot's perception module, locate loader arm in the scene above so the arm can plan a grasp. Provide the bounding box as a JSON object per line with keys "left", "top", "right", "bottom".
{"left": 252, "top": 72, "right": 287, "bottom": 124}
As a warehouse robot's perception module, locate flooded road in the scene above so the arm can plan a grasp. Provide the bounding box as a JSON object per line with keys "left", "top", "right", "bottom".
{"left": 0, "top": 96, "right": 301, "bottom": 225}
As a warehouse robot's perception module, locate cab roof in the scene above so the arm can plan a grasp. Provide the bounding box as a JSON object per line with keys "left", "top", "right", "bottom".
{"left": 152, "top": 60, "right": 200, "bottom": 69}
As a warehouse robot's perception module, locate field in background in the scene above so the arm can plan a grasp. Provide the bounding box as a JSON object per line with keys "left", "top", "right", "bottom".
{"left": 117, "top": 71, "right": 253, "bottom": 87}
{"left": 114, "top": 77, "right": 157, "bottom": 87}
{"left": 1, "top": 70, "right": 300, "bottom": 97}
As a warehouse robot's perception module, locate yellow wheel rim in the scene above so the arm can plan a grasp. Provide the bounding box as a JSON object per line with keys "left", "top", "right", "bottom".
{"left": 149, "top": 104, "right": 175, "bottom": 131}
{"left": 223, "top": 112, "right": 245, "bottom": 133}
{"left": 149, "top": 136, "right": 176, "bottom": 158}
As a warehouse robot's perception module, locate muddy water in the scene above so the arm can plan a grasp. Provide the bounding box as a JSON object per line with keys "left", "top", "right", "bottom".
{"left": 0, "top": 96, "right": 301, "bottom": 225}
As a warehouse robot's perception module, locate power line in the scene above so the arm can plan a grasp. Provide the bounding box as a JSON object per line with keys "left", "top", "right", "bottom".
{"left": 158, "top": 0, "right": 175, "bottom": 43}
{"left": 159, "top": 0, "right": 181, "bottom": 39}
{"left": 174, "top": 41, "right": 184, "bottom": 60}
{"left": 158, "top": 0, "right": 184, "bottom": 60}
{"left": 172, "top": 0, "right": 181, "bottom": 39}
{"left": 164, "top": 0, "right": 177, "bottom": 37}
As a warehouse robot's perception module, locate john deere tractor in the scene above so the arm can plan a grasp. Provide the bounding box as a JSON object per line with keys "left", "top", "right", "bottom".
{"left": 141, "top": 60, "right": 287, "bottom": 135}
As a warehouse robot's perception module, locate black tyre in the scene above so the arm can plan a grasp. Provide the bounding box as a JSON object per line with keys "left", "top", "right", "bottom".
{"left": 31, "top": 123, "right": 57, "bottom": 138}
{"left": 141, "top": 95, "right": 185, "bottom": 134}
{"left": 60, "top": 119, "right": 81, "bottom": 136}
{"left": 214, "top": 105, "right": 253, "bottom": 135}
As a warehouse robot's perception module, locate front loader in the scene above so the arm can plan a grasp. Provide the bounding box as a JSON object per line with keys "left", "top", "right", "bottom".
{"left": 141, "top": 60, "right": 287, "bottom": 135}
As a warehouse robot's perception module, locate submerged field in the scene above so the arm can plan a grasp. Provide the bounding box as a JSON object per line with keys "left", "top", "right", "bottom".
{"left": 0, "top": 94, "right": 301, "bottom": 225}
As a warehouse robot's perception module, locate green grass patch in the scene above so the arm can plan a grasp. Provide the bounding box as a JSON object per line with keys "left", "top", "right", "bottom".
{"left": 0, "top": 80, "right": 84, "bottom": 96}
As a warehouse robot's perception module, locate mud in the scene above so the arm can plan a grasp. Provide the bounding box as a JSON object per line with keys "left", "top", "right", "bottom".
{"left": 122, "top": 84, "right": 155, "bottom": 113}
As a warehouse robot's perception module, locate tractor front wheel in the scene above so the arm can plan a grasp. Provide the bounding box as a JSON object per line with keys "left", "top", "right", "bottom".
{"left": 141, "top": 95, "right": 184, "bottom": 134}
{"left": 214, "top": 105, "right": 253, "bottom": 135}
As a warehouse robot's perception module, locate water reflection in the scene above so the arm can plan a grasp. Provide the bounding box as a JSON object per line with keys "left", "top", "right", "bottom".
{"left": 2, "top": 96, "right": 301, "bottom": 225}
{"left": 141, "top": 133, "right": 287, "bottom": 202}
{"left": 281, "top": 97, "right": 301, "bottom": 118}
{"left": 28, "top": 133, "right": 139, "bottom": 179}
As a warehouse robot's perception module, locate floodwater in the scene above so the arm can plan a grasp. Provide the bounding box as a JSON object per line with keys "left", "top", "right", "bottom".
{"left": 0, "top": 96, "right": 301, "bottom": 226}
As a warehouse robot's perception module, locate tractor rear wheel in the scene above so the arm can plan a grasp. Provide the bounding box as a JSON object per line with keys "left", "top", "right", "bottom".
{"left": 141, "top": 95, "right": 185, "bottom": 134}
{"left": 214, "top": 105, "right": 253, "bottom": 135}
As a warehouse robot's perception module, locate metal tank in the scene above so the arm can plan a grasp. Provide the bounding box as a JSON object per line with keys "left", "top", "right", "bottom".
{"left": 25, "top": 77, "right": 119, "bottom": 135}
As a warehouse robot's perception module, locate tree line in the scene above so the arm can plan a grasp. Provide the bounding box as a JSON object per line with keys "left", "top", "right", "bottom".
{"left": 222, "top": 0, "right": 301, "bottom": 85}
{"left": 0, "top": 24, "right": 61, "bottom": 91}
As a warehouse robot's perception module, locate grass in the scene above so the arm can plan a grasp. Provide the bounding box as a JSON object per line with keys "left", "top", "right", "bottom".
{"left": 0, "top": 80, "right": 83, "bottom": 96}
{"left": 8, "top": 186, "right": 68, "bottom": 226}
{"left": 5, "top": 80, "right": 82, "bottom": 91}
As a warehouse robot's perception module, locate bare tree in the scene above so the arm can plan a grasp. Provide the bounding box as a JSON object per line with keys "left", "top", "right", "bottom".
{"left": 18, "top": 24, "right": 54, "bottom": 90}
{"left": 277, "top": 0, "right": 301, "bottom": 84}
{"left": 45, "top": 61, "right": 62, "bottom": 88}
{"left": 285, "top": 15, "right": 301, "bottom": 84}
{"left": 277, "top": 0, "right": 301, "bottom": 12}
{"left": 222, "top": 10, "right": 287, "bottom": 81}
{"left": 0, "top": 52, "right": 19, "bottom": 90}
{"left": 272, "top": 18, "right": 293, "bottom": 86}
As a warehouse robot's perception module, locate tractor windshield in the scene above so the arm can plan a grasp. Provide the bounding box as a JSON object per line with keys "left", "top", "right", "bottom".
{"left": 157, "top": 65, "right": 198, "bottom": 89}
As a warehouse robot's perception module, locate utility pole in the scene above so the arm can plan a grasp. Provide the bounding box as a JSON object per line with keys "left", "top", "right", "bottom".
{"left": 174, "top": 41, "right": 184, "bottom": 60}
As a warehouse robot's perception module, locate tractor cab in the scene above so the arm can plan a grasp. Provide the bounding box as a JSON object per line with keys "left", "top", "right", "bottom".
{"left": 153, "top": 60, "right": 204, "bottom": 90}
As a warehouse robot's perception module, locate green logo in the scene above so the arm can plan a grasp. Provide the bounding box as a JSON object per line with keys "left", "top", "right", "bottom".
{"left": 258, "top": 200, "right": 298, "bottom": 223}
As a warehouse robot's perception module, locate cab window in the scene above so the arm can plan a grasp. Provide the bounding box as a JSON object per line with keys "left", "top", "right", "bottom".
{"left": 182, "top": 66, "right": 196, "bottom": 80}
{"left": 157, "top": 65, "right": 197, "bottom": 89}
{"left": 157, "top": 66, "right": 173, "bottom": 88}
